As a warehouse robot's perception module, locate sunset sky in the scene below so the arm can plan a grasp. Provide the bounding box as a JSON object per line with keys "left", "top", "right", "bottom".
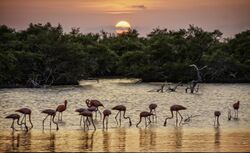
{"left": 0, "top": 0, "right": 250, "bottom": 37}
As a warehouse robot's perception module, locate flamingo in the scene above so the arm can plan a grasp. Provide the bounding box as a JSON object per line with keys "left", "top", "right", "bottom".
{"left": 41, "top": 109, "right": 59, "bottom": 130}
{"left": 56, "top": 100, "right": 67, "bottom": 121}
{"left": 75, "top": 108, "right": 91, "bottom": 126}
{"left": 136, "top": 111, "right": 154, "bottom": 127}
{"left": 163, "top": 105, "right": 187, "bottom": 126}
{"left": 214, "top": 111, "right": 221, "bottom": 126}
{"left": 76, "top": 108, "right": 87, "bottom": 126}
{"left": 5, "top": 114, "right": 22, "bottom": 131}
{"left": 112, "top": 105, "right": 132, "bottom": 126}
{"left": 15, "top": 108, "right": 33, "bottom": 130}
{"left": 86, "top": 99, "right": 104, "bottom": 119}
{"left": 233, "top": 101, "right": 240, "bottom": 118}
{"left": 103, "top": 109, "right": 111, "bottom": 130}
{"left": 149, "top": 103, "right": 157, "bottom": 122}
{"left": 80, "top": 110, "right": 96, "bottom": 130}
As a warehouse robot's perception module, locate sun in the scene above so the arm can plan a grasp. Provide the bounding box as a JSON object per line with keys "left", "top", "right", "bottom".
{"left": 115, "top": 20, "right": 131, "bottom": 34}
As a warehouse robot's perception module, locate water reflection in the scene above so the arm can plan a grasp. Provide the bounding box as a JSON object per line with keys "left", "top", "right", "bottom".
{"left": 139, "top": 128, "right": 156, "bottom": 151}
{"left": 0, "top": 128, "right": 250, "bottom": 152}
{"left": 174, "top": 127, "right": 183, "bottom": 149}
{"left": 10, "top": 132, "right": 20, "bottom": 151}
{"left": 214, "top": 127, "right": 221, "bottom": 151}
{"left": 115, "top": 128, "right": 126, "bottom": 152}
{"left": 79, "top": 131, "right": 95, "bottom": 151}
{"left": 19, "top": 131, "right": 31, "bottom": 151}
{"left": 102, "top": 131, "right": 111, "bottom": 152}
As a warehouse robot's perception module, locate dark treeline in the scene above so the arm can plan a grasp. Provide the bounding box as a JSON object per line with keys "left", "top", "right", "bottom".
{"left": 0, "top": 23, "right": 249, "bottom": 87}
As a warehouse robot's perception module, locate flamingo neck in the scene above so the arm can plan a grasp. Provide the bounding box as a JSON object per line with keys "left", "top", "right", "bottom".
{"left": 169, "top": 110, "right": 174, "bottom": 119}
{"left": 17, "top": 118, "right": 22, "bottom": 125}
{"left": 136, "top": 117, "right": 142, "bottom": 127}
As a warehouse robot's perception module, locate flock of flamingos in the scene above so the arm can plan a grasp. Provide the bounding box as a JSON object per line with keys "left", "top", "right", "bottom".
{"left": 5, "top": 99, "right": 240, "bottom": 131}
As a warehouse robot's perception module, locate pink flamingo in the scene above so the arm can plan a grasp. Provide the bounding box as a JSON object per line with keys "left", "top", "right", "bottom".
{"left": 75, "top": 108, "right": 91, "bottom": 126}
{"left": 86, "top": 99, "right": 104, "bottom": 119}
{"left": 214, "top": 111, "right": 221, "bottom": 126}
{"left": 149, "top": 103, "right": 157, "bottom": 122}
{"left": 80, "top": 110, "right": 96, "bottom": 130}
{"left": 5, "top": 114, "right": 22, "bottom": 131}
{"left": 233, "top": 101, "right": 240, "bottom": 118}
{"left": 56, "top": 100, "right": 67, "bottom": 121}
{"left": 15, "top": 108, "right": 33, "bottom": 130}
{"left": 136, "top": 111, "right": 154, "bottom": 127}
{"left": 112, "top": 105, "right": 132, "bottom": 126}
{"left": 103, "top": 109, "right": 111, "bottom": 130}
{"left": 41, "top": 109, "right": 59, "bottom": 130}
{"left": 163, "top": 105, "right": 187, "bottom": 126}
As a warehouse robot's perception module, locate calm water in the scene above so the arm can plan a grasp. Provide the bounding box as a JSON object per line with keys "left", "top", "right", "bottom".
{"left": 0, "top": 79, "right": 250, "bottom": 152}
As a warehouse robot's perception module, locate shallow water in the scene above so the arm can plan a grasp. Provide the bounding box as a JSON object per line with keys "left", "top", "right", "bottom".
{"left": 0, "top": 79, "right": 250, "bottom": 152}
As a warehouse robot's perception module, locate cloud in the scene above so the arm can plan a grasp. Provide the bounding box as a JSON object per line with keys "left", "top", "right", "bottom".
{"left": 130, "top": 5, "right": 147, "bottom": 10}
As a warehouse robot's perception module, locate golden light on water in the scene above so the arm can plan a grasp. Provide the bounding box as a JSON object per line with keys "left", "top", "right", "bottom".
{"left": 115, "top": 21, "right": 131, "bottom": 34}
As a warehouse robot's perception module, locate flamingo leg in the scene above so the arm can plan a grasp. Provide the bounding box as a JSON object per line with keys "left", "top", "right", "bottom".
{"left": 115, "top": 111, "right": 119, "bottom": 125}
{"left": 87, "top": 117, "right": 91, "bottom": 126}
{"left": 52, "top": 115, "right": 59, "bottom": 130}
{"left": 50, "top": 115, "right": 52, "bottom": 128}
{"left": 177, "top": 111, "right": 183, "bottom": 126}
{"left": 119, "top": 111, "right": 122, "bottom": 126}
{"left": 98, "top": 108, "right": 102, "bottom": 120}
{"left": 91, "top": 117, "right": 96, "bottom": 130}
{"left": 11, "top": 119, "right": 14, "bottom": 131}
{"left": 21, "top": 115, "right": 25, "bottom": 125}
{"left": 80, "top": 115, "right": 82, "bottom": 126}
{"left": 175, "top": 111, "right": 178, "bottom": 126}
{"left": 103, "top": 115, "right": 106, "bottom": 129}
{"left": 28, "top": 114, "right": 33, "bottom": 128}
{"left": 24, "top": 115, "right": 28, "bottom": 131}
{"left": 154, "top": 109, "right": 157, "bottom": 123}
{"left": 83, "top": 117, "right": 86, "bottom": 131}
{"left": 214, "top": 116, "right": 216, "bottom": 126}
{"left": 42, "top": 115, "right": 49, "bottom": 129}
{"left": 145, "top": 117, "right": 147, "bottom": 127}
{"left": 106, "top": 116, "right": 108, "bottom": 130}
{"left": 217, "top": 117, "right": 220, "bottom": 126}
{"left": 148, "top": 116, "right": 151, "bottom": 125}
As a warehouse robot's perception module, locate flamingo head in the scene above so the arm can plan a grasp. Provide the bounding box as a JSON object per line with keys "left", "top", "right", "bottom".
{"left": 85, "top": 99, "right": 90, "bottom": 107}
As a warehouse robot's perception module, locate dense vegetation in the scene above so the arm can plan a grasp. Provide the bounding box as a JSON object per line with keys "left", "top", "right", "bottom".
{"left": 0, "top": 23, "right": 249, "bottom": 87}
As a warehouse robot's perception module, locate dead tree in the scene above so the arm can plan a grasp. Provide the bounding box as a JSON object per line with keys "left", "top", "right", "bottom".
{"left": 186, "top": 64, "right": 207, "bottom": 93}
{"left": 148, "top": 82, "right": 168, "bottom": 93}
{"left": 167, "top": 82, "right": 182, "bottom": 92}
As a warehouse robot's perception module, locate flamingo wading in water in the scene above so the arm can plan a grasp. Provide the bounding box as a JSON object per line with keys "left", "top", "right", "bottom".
{"left": 5, "top": 114, "right": 22, "bottom": 131}
{"left": 149, "top": 103, "right": 157, "bottom": 122}
{"left": 233, "top": 101, "right": 240, "bottom": 119}
{"left": 41, "top": 109, "right": 59, "bottom": 130}
{"left": 103, "top": 109, "right": 111, "bottom": 130}
{"left": 214, "top": 111, "right": 221, "bottom": 126}
{"left": 112, "top": 105, "right": 132, "bottom": 126}
{"left": 56, "top": 100, "right": 68, "bottom": 121}
{"left": 86, "top": 99, "right": 104, "bottom": 119}
{"left": 136, "top": 111, "right": 154, "bottom": 127}
{"left": 75, "top": 108, "right": 90, "bottom": 126}
{"left": 80, "top": 110, "right": 96, "bottom": 130}
{"left": 15, "top": 108, "right": 33, "bottom": 130}
{"left": 163, "top": 105, "right": 187, "bottom": 126}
